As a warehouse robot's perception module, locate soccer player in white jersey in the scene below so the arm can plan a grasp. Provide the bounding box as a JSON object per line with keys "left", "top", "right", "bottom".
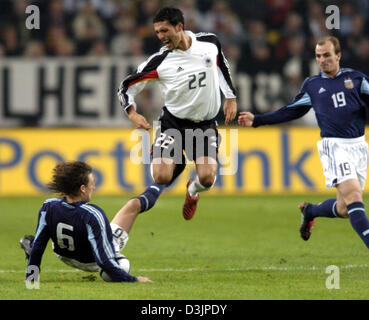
{"left": 117, "top": 7, "right": 237, "bottom": 225}
{"left": 238, "top": 36, "right": 369, "bottom": 250}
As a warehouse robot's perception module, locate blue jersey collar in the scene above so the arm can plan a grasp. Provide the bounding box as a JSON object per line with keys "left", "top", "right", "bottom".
{"left": 320, "top": 68, "right": 342, "bottom": 79}
{"left": 62, "top": 196, "right": 88, "bottom": 208}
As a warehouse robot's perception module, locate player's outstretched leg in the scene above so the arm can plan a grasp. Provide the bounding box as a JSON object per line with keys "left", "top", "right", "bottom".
{"left": 111, "top": 183, "right": 167, "bottom": 253}
{"left": 20, "top": 235, "right": 34, "bottom": 259}
{"left": 299, "top": 202, "right": 315, "bottom": 241}
{"left": 183, "top": 179, "right": 200, "bottom": 220}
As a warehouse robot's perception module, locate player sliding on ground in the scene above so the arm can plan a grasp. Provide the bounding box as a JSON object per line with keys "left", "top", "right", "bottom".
{"left": 20, "top": 161, "right": 152, "bottom": 283}
{"left": 238, "top": 36, "right": 369, "bottom": 247}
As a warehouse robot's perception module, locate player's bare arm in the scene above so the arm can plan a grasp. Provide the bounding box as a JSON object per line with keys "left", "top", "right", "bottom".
{"left": 223, "top": 98, "right": 237, "bottom": 125}
{"left": 238, "top": 112, "right": 254, "bottom": 127}
{"left": 127, "top": 106, "right": 152, "bottom": 130}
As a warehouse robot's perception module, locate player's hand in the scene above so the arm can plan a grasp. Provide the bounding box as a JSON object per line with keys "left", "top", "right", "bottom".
{"left": 223, "top": 98, "right": 237, "bottom": 125}
{"left": 137, "top": 276, "right": 153, "bottom": 282}
{"left": 127, "top": 107, "right": 152, "bottom": 130}
{"left": 238, "top": 112, "right": 254, "bottom": 127}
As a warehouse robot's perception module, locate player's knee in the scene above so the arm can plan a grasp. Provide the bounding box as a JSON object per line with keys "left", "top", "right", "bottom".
{"left": 198, "top": 173, "right": 216, "bottom": 188}
{"left": 346, "top": 190, "right": 363, "bottom": 205}
{"left": 153, "top": 171, "right": 172, "bottom": 185}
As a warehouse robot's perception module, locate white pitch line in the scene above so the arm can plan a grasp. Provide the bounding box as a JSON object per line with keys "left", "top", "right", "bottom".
{"left": 0, "top": 269, "right": 81, "bottom": 273}
{"left": 1, "top": 264, "right": 369, "bottom": 274}
{"left": 137, "top": 264, "right": 369, "bottom": 272}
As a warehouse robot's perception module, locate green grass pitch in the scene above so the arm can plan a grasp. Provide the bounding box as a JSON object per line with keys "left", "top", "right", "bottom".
{"left": 1, "top": 194, "right": 369, "bottom": 300}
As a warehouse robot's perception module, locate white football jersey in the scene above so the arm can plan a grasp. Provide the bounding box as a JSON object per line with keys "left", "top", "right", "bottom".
{"left": 118, "top": 31, "right": 236, "bottom": 122}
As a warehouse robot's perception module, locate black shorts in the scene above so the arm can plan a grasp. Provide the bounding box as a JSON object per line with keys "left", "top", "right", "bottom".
{"left": 152, "top": 107, "right": 220, "bottom": 163}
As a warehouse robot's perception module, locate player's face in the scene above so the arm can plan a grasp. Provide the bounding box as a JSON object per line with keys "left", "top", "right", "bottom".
{"left": 81, "top": 173, "right": 95, "bottom": 202}
{"left": 315, "top": 41, "right": 341, "bottom": 77}
{"left": 154, "top": 20, "right": 183, "bottom": 50}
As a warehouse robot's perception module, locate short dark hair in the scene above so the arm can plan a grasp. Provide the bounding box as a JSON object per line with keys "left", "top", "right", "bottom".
{"left": 153, "top": 7, "right": 184, "bottom": 27}
{"left": 47, "top": 161, "right": 92, "bottom": 197}
{"left": 317, "top": 36, "right": 341, "bottom": 54}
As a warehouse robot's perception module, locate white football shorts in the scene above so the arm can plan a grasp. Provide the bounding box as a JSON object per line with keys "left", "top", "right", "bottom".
{"left": 317, "top": 135, "right": 369, "bottom": 189}
{"left": 55, "top": 253, "right": 100, "bottom": 272}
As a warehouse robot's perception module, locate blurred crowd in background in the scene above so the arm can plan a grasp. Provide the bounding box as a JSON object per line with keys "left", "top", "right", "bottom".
{"left": 0, "top": 0, "right": 369, "bottom": 125}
